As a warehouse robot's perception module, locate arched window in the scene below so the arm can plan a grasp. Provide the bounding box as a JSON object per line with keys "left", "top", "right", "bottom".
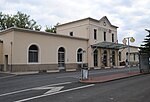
{"left": 58, "top": 47, "right": 65, "bottom": 68}
{"left": 119, "top": 51, "right": 121, "bottom": 61}
{"left": 103, "top": 50, "right": 107, "bottom": 66}
{"left": 28, "top": 45, "right": 38, "bottom": 63}
{"left": 93, "top": 49, "right": 98, "bottom": 67}
{"left": 77, "top": 48, "right": 83, "bottom": 62}
{"left": 112, "top": 51, "right": 115, "bottom": 66}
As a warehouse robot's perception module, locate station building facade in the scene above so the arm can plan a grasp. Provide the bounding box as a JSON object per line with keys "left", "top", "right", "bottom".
{"left": 0, "top": 16, "right": 137, "bottom": 72}
{"left": 119, "top": 46, "right": 139, "bottom": 66}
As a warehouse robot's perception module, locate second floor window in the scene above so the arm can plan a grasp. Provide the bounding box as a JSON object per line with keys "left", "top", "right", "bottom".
{"left": 104, "top": 32, "right": 106, "bottom": 41}
{"left": 112, "top": 33, "right": 114, "bottom": 42}
{"left": 94, "top": 29, "right": 97, "bottom": 40}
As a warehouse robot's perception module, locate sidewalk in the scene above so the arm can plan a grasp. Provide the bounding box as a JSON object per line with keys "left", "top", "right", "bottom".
{"left": 79, "top": 71, "right": 142, "bottom": 84}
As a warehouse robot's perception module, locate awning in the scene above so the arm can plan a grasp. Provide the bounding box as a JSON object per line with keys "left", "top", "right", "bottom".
{"left": 91, "top": 41, "right": 127, "bottom": 49}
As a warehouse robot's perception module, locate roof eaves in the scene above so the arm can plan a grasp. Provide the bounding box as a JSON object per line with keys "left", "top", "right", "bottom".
{"left": 99, "top": 16, "right": 118, "bottom": 28}
{"left": 0, "top": 27, "right": 88, "bottom": 41}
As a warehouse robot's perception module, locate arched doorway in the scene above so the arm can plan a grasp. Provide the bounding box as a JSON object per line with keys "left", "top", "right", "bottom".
{"left": 103, "top": 50, "right": 107, "bottom": 66}
{"left": 58, "top": 47, "right": 65, "bottom": 70}
{"left": 112, "top": 51, "right": 115, "bottom": 66}
{"left": 93, "top": 49, "right": 98, "bottom": 67}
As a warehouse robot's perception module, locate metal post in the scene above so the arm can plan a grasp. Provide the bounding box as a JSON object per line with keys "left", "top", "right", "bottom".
{"left": 10, "top": 42, "right": 13, "bottom": 72}
{"left": 81, "top": 50, "right": 84, "bottom": 80}
{"left": 81, "top": 50, "right": 87, "bottom": 80}
{"left": 127, "top": 38, "right": 130, "bottom": 73}
{"left": 123, "top": 36, "right": 135, "bottom": 73}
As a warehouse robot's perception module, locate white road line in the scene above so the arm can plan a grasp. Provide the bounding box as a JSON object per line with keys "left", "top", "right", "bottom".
{"left": 0, "top": 75, "right": 16, "bottom": 79}
{"left": 0, "top": 82, "right": 71, "bottom": 97}
{"left": 14, "top": 84, "right": 95, "bottom": 102}
{"left": 56, "top": 75, "right": 79, "bottom": 78}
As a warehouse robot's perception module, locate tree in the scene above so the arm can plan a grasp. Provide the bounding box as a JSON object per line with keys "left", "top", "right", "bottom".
{"left": 34, "top": 25, "right": 42, "bottom": 31}
{"left": 45, "top": 23, "right": 60, "bottom": 33}
{"left": 140, "top": 29, "right": 150, "bottom": 55}
{"left": 0, "top": 12, "right": 15, "bottom": 30}
{"left": 0, "top": 11, "right": 41, "bottom": 31}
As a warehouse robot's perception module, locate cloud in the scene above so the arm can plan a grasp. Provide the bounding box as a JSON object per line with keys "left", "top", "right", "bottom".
{"left": 0, "top": 0, "right": 150, "bottom": 46}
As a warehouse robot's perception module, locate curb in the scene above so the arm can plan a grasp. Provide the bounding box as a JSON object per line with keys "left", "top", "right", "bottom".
{"left": 79, "top": 72, "right": 143, "bottom": 84}
{"left": 1, "top": 69, "right": 78, "bottom": 76}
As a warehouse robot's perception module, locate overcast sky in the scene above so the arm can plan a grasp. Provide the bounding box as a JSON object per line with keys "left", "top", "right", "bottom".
{"left": 1, "top": 0, "right": 150, "bottom": 46}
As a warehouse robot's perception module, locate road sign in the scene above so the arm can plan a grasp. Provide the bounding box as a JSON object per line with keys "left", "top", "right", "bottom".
{"left": 122, "top": 38, "right": 127, "bottom": 45}
{"left": 130, "top": 37, "right": 135, "bottom": 43}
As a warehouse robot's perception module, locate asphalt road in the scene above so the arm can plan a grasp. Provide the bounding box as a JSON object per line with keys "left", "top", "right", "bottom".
{"left": 1, "top": 67, "right": 149, "bottom": 102}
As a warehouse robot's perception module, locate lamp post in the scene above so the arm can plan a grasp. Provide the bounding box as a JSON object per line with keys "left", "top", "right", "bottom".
{"left": 81, "top": 50, "right": 86, "bottom": 68}
{"left": 123, "top": 37, "right": 135, "bottom": 73}
{"left": 81, "top": 50, "right": 89, "bottom": 80}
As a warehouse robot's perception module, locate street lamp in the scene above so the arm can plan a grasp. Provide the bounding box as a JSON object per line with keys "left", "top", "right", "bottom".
{"left": 80, "top": 50, "right": 89, "bottom": 80}
{"left": 81, "top": 50, "right": 86, "bottom": 68}
{"left": 122, "top": 37, "right": 135, "bottom": 73}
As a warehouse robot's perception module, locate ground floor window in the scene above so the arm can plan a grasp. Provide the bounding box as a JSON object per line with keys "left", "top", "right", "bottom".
{"left": 58, "top": 47, "right": 65, "bottom": 68}
{"left": 119, "top": 51, "right": 121, "bottom": 61}
{"left": 93, "top": 49, "right": 98, "bottom": 67}
{"left": 28, "top": 45, "right": 38, "bottom": 63}
{"left": 103, "top": 50, "right": 107, "bottom": 66}
{"left": 112, "top": 51, "right": 115, "bottom": 66}
{"left": 77, "top": 48, "right": 83, "bottom": 62}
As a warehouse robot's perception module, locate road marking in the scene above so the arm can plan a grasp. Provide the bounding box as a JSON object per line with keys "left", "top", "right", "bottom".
{"left": 0, "top": 75, "right": 16, "bottom": 79}
{"left": 57, "top": 75, "right": 79, "bottom": 79}
{"left": 32, "top": 86, "right": 64, "bottom": 94}
{"left": 14, "top": 84, "right": 95, "bottom": 102}
{"left": 0, "top": 82, "right": 71, "bottom": 97}
{"left": 44, "top": 86, "right": 64, "bottom": 94}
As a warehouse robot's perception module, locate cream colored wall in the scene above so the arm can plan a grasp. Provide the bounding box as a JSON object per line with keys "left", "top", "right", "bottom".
{"left": 0, "top": 42, "right": 3, "bottom": 64}
{"left": 12, "top": 31, "right": 88, "bottom": 64}
{"left": 119, "top": 47, "right": 139, "bottom": 62}
{"left": 57, "top": 19, "right": 89, "bottom": 38}
{"left": 57, "top": 18, "right": 118, "bottom": 45}
{"left": 0, "top": 31, "right": 14, "bottom": 64}
{"left": 87, "top": 19, "right": 118, "bottom": 68}
{"left": 88, "top": 20, "right": 117, "bottom": 45}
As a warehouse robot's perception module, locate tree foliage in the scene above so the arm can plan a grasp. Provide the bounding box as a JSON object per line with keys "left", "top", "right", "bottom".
{"left": 0, "top": 11, "right": 41, "bottom": 31}
{"left": 45, "top": 23, "right": 60, "bottom": 33}
{"left": 140, "top": 29, "right": 150, "bottom": 54}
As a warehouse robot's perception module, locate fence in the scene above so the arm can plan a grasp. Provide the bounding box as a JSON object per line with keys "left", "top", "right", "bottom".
{"left": 139, "top": 53, "right": 150, "bottom": 73}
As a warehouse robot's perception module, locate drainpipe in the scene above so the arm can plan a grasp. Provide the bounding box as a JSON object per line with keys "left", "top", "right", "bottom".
{"left": 10, "top": 42, "right": 12, "bottom": 72}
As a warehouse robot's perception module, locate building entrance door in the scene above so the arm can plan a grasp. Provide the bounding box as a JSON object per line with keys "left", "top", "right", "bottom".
{"left": 103, "top": 50, "right": 107, "bottom": 66}
{"left": 58, "top": 47, "right": 65, "bottom": 70}
{"left": 93, "top": 49, "right": 98, "bottom": 67}
{"left": 4, "top": 55, "right": 8, "bottom": 71}
{"left": 112, "top": 51, "right": 115, "bottom": 66}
